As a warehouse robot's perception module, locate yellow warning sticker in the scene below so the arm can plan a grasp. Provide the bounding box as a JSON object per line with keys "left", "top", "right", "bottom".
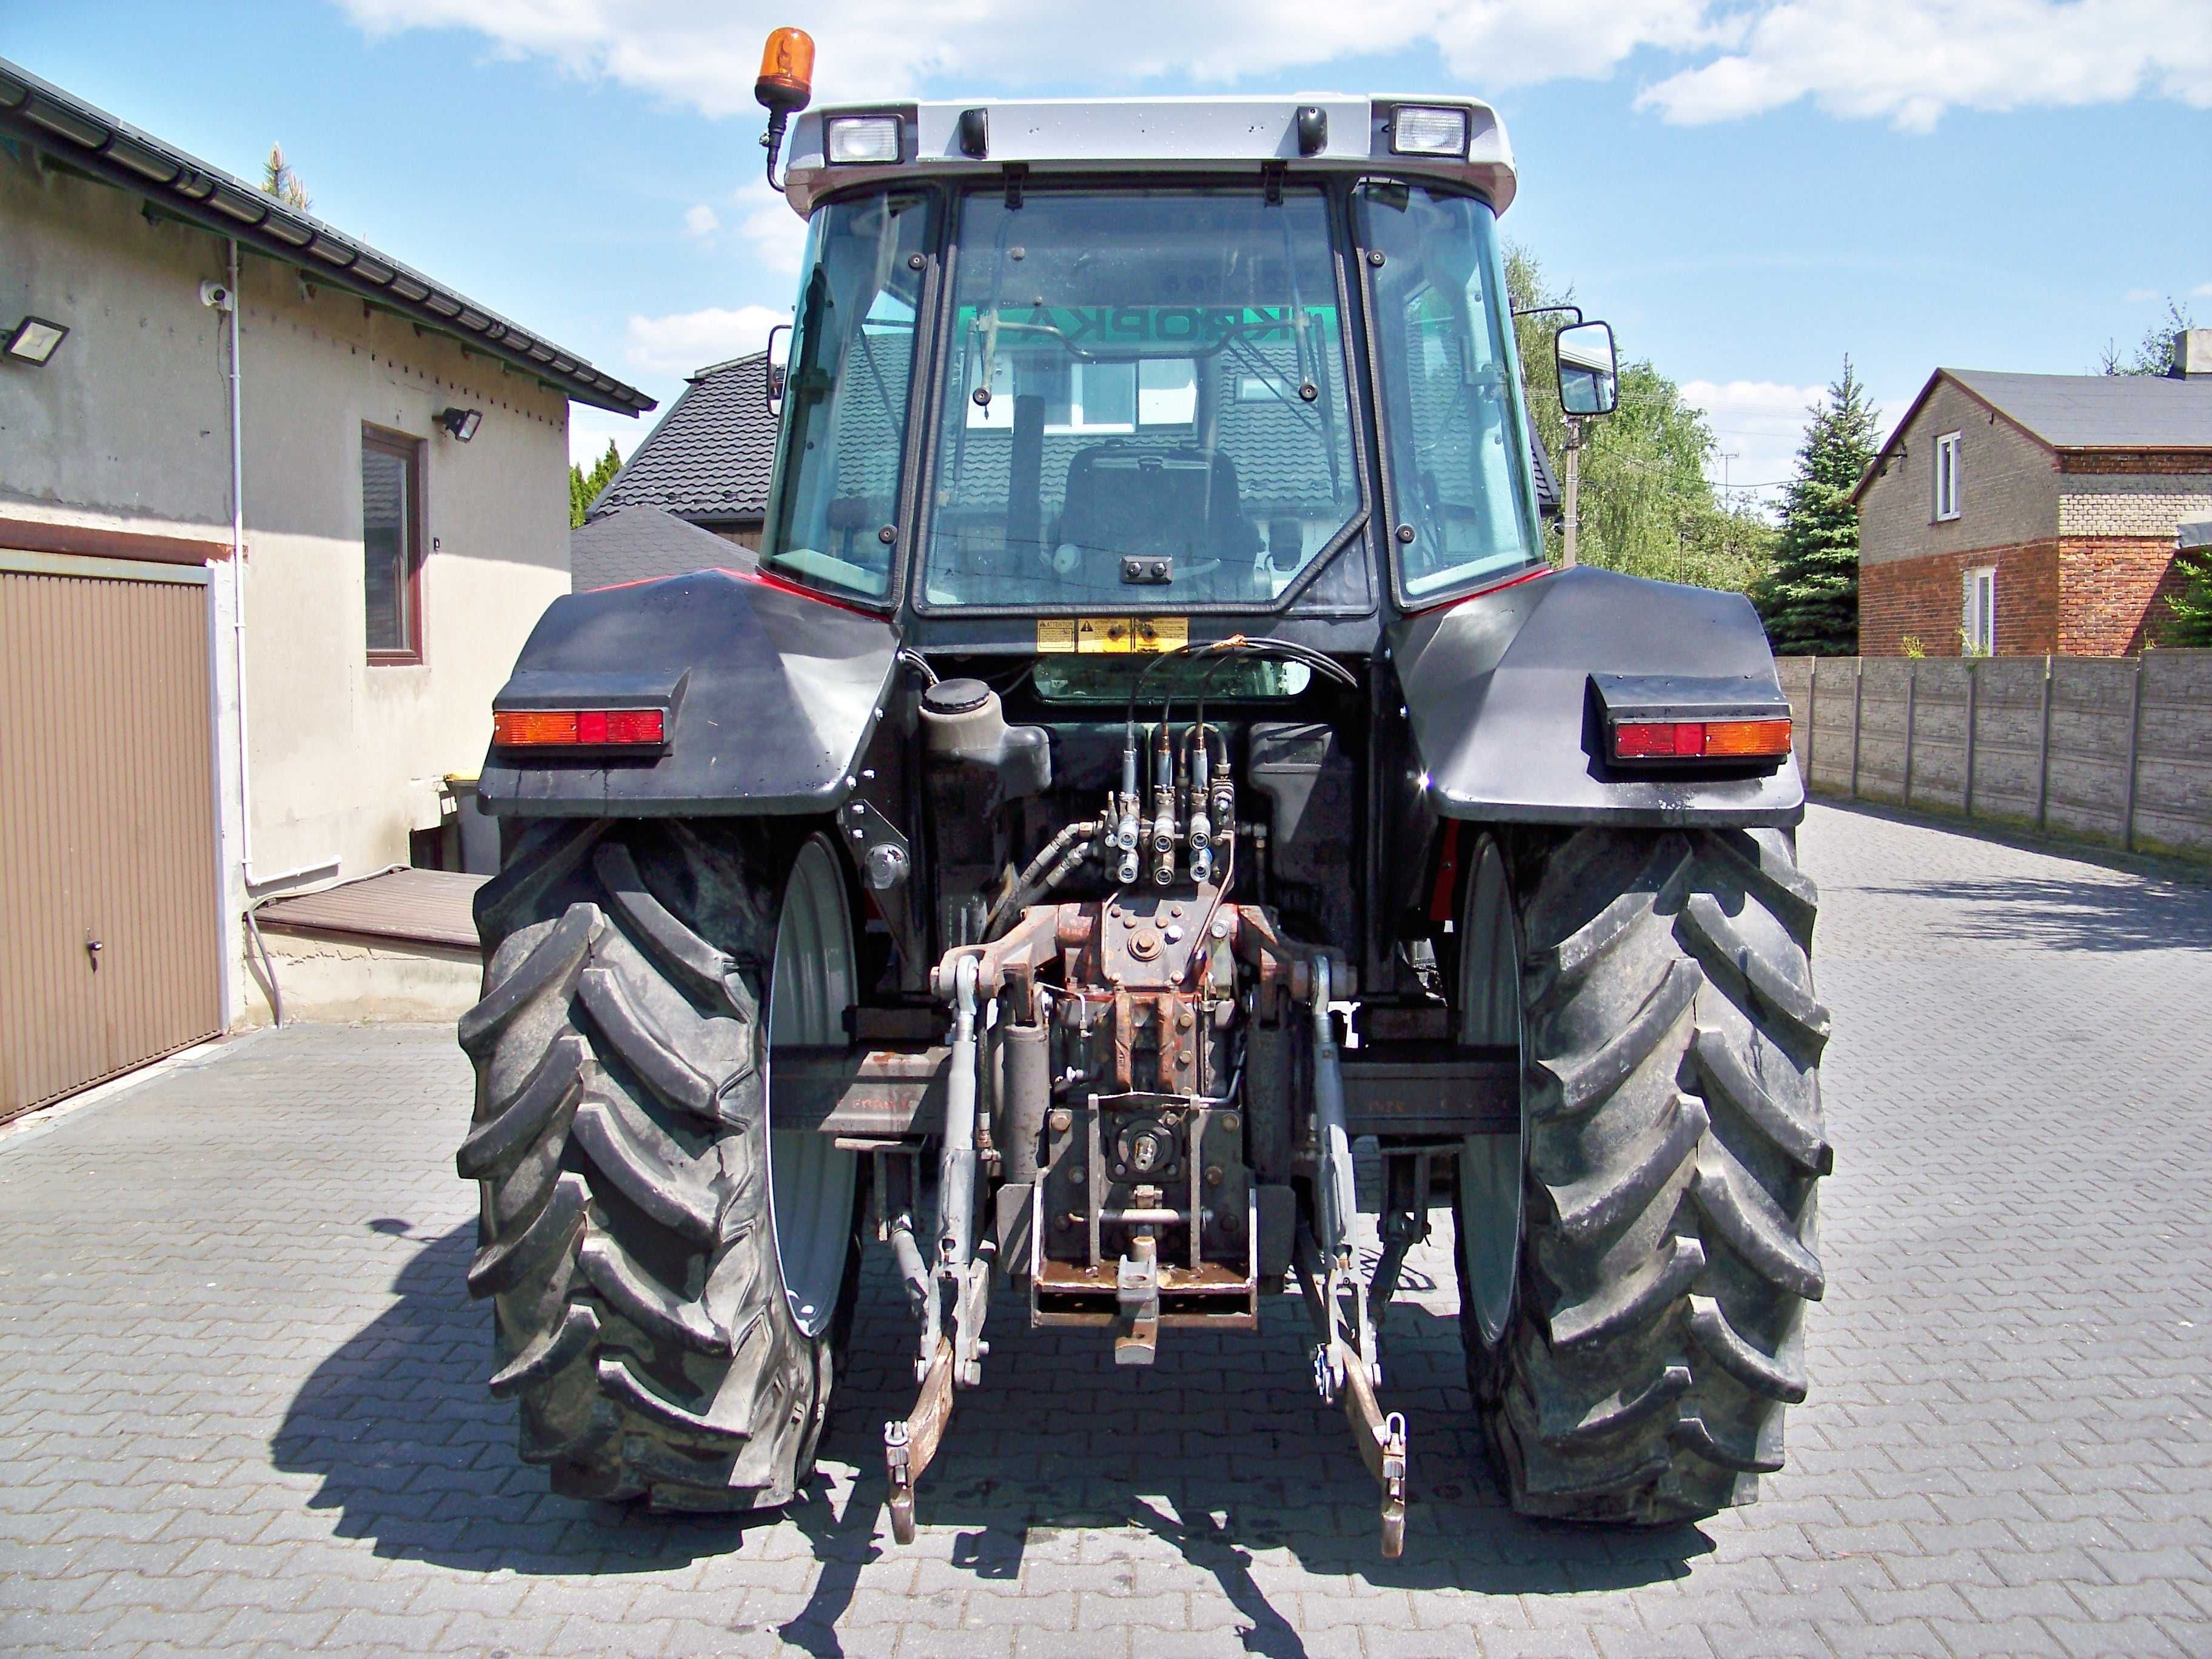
{"left": 1057, "top": 615, "right": 1189, "bottom": 654}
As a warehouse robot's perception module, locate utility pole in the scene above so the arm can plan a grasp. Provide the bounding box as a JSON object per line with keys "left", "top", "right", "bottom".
{"left": 1561, "top": 415, "right": 1583, "bottom": 568}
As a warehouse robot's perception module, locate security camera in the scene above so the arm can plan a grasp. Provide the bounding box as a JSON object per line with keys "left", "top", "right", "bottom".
{"left": 198, "top": 280, "right": 234, "bottom": 312}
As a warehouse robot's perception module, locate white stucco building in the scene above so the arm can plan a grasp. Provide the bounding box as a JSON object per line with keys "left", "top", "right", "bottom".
{"left": 0, "top": 58, "right": 654, "bottom": 1118}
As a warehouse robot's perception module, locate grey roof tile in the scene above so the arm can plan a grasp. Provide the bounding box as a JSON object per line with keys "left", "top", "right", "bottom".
{"left": 1949, "top": 369, "right": 2212, "bottom": 450}
{"left": 569, "top": 507, "right": 755, "bottom": 593}
{"left": 589, "top": 354, "right": 779, "bottom": 522}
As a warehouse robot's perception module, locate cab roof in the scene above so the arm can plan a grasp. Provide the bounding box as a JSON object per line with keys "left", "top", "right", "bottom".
{"left": 782, "top": 95, "right": 1516, "bottom": 218}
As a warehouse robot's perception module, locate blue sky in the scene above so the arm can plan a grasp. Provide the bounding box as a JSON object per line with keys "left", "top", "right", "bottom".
{"left": 14, "top": 2, "right": 2207, "bottom": 503}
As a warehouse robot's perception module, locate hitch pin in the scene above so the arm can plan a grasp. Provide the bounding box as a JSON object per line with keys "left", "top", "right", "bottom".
{"left": 885, "top": 1335, "right": 956, "bottom": 1545}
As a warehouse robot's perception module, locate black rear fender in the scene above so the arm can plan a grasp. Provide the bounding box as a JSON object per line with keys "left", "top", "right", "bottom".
{"left": 477, "top": 569, "right": 899, "bottom": 819}
{"left": 1390, "top": 566, "right": 1803, "bottom": 831}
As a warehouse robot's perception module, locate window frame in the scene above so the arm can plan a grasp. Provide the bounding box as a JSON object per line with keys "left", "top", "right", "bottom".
{"left": 361, "top": 425, "right": 426, "bottom": 666}
{"left": 754, "top": 185, "right": 940, "bottom": 614}
{"left": 1933, "top": 429, "right": 1962, "bottom": 523}
{"left": 910, "top": 175, "right": 1377, "bottom": 620}
{"left": 1351, "top": 176, "right": 1546, "bottom": 614}
{"left": 1963, "top": 563, "right": 1996, "bottom": 655}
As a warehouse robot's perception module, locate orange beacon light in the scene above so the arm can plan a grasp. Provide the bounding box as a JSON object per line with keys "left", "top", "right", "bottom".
{"left": 756, "top": 28, "right": 815, "bottom": 116}
{"left": 757, "top": 27, "right": 816, "bottom": 186}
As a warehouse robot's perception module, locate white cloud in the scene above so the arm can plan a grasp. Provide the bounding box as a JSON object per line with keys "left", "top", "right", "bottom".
{"left": 623, "top": 303, "right": 786, "bottom": 377}
{"left": 1683, "top": 377, "right": 1906, "bottom": 508}
{"left": 338, "top": 0, "right": 2211, "bottom": 132}
{"left": 683, "top": 203, "right": 720, "bottom": 238}
{"left": 2194, "top": 283, "right": 2212, "bottom": 298}
{"left": 1638, "top": 1, "right": 2212, "bottom": 132}
{"left": 2125, "top": 286, "right": 2162, "bottom": 302}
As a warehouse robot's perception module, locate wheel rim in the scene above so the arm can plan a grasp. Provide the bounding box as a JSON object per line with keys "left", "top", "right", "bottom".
{"left": 1456, "top": 837, "right": 1526, "bottom": 1347}
{"left": 766, "top": 836, "right": 859, "bottom": 1338}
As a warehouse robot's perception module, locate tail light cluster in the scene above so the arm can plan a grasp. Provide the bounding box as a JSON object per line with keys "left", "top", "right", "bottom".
{"left": 1610, "top": 717, "right": 1792, "bottom": 763}
{"left": 492, "top": 708, "right": 666, "bottom": 749}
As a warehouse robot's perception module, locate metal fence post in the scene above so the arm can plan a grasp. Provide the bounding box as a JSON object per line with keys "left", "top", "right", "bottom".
{"left": 2036, "top": 655, "right": 2053, "bottom": 832}
{"left": 2122, "top": 654, "right": 2145, "bottom": 852}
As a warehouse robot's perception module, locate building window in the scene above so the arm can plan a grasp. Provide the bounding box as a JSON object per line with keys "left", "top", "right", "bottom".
{"left": 1963, "top": 565, "right": 1996, "bottom": 655}
{"left": 362, "top": 428, "right": 424, "bottom": 663}
{"left": 1933, "top": 430, "right": 1962, "bottom": 522}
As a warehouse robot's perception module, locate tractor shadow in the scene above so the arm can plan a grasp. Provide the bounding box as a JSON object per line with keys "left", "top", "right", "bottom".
{"left": 275, "top": 1222, "right": 1713, "bottom": 1639}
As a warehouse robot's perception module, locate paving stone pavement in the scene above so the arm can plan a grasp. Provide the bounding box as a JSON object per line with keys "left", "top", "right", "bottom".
{"left": 4, "top": 801, "right": 2210, "bottom": 1659}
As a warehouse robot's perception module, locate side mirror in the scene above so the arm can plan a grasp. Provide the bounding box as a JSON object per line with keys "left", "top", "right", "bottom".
{"left": 1556, "top": 320, "right": 1618, "bottom": 417}
{"left": 765, "top": 321, "right": 792, "bottom": 417}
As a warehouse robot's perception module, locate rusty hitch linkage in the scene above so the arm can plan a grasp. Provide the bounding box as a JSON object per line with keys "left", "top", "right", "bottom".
{"left": 1295, "top": 954, "right": 1411, "bottom": 1558}
{"left": 885, "top": 954, "right": 993, "bottom": 1544}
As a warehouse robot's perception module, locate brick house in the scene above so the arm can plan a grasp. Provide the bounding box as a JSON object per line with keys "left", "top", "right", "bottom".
{"left": 1854, "top": 337, "right": 2212, "bottom": 656}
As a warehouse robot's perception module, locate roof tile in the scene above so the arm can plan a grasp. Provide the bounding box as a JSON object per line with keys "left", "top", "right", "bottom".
{"left": 591, "top": 354, "right": 780, "bottom": 521}
{"left": 1950, "top": 368, "right": 2212, "bottom": 450}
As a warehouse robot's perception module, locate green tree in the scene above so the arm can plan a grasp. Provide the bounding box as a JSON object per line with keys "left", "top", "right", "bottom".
{"left": 2100, "top": 297, "right": 2194, "bottom": 375}
{"left": 2162, "top": 546, "right": 2212, "bottom": 646}
{"left": 569, "top": 440, "right": 623, "bottom": 528}
{"left": 260, "top": 144, "right": 311, "bottom": 213}
{"left": 1505, "top": 244, "right": 1775, "bottom": 595}
{"left": 1754, "top": 360, "right": 1879, "bottom": 656}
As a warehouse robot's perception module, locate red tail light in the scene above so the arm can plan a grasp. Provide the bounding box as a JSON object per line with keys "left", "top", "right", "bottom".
{"left": 494, "top": 708, "right": 666, "bottom": 748}
{"left": 1611, "top": 717, "right": 1791, "bottom": 762}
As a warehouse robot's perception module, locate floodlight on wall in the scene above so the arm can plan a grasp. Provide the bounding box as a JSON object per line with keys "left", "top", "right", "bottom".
{"left": 438, "top": 406, "right": 482, "bottom": 442}
{"left": 5, "top": 317, "right": 69, "bottom": 366}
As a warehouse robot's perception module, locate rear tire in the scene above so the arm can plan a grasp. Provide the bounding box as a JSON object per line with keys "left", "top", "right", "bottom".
{"left": 1455, "top": 826, "right": 1832, "bottom": 1523}
{"left": 456, "top": 818, "right": 862, "bottom": 1511}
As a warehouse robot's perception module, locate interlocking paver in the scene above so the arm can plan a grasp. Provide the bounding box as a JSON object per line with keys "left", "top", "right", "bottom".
{"left": 4, "top": 802, "right": 2211, "bottom": 1655}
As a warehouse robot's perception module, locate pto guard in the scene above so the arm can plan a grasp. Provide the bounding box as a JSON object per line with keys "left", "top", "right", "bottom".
{"left": 477, "top": 568, "right": 899, "bottom": 817}
{"left": 1390, "top": 565, "right": 1806, "bottom": 828}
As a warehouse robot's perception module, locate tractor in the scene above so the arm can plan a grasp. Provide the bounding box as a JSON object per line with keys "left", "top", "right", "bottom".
{"left": 456, "top": 28, "right": 1829, "bottom": 1558}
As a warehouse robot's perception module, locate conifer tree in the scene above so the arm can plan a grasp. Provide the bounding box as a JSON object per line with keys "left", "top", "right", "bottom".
{"left": 568, "top": 440, "right": 623, "bottom": 528}
{"left": 260, "top": 144, "right": 312, "bottom": 212}
{"left": 2162, "top": 547, "right": 2212, "bottom": 647}
{"left": 1755, "top": 360, "right": 1878, "bottom": 655}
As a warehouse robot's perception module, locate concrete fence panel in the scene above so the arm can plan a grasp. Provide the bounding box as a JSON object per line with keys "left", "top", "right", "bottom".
{"left": 1775, "top": 649, "right": 2212, "bottom": 860}
{"left": 2045, "top": 659, "right": 2137, "bottom": 844}
{"left": 1808, "top": 659, "right": 1861, "bottom": 795}
{"left": 1967, "top": 657, "right": 2049, "bottom": 825}
{"left": 1907, "top": 660, "right": 1971, "bottom": 816}
{"left": 2133, "top": 651, "right": 2212, "bottom": 857}
{"left": 1855, "top": 659, "right": 1914, "bottom": 803}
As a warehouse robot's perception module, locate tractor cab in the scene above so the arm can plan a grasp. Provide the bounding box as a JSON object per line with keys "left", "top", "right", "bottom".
{"left": 757, "top": 85, "right": 1602, "bottom": 638}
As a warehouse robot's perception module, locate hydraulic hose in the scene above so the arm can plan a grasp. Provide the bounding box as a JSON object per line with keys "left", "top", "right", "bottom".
{"left": 983, "top": 820, "right": 1102, "bottom": 940}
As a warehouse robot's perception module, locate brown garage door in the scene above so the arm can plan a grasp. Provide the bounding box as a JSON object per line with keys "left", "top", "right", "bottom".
{"left": 0, "top": 552, "right": 222, "bottom": 1123}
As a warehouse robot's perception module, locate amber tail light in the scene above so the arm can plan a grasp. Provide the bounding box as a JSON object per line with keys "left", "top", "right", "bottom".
{"left": 1610, "top": 717, "right": 1791, "bottom": 762}
{"left": 493, "top": 708, "right": 666, "bottom": 748}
